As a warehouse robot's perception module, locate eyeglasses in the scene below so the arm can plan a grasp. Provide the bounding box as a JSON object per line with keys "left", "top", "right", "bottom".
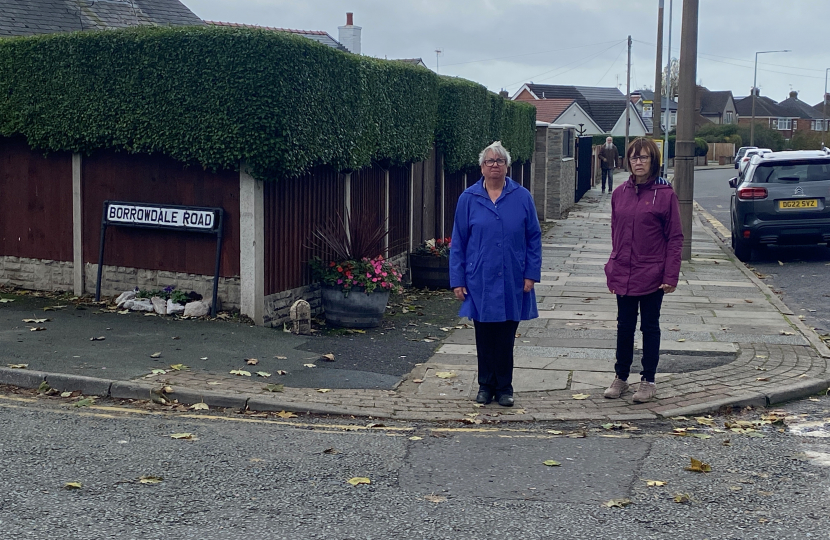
{"left": 629, "top": 155, "right": 651, "bottom": 163}
{"left": 483, "top": 158, "right": 507, "bottom": 167}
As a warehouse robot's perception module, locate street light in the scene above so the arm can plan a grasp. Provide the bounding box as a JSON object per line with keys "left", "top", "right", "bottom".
{"left": 823, "top": 68, "right": 829, "bottom": 148}
{"left": 750, "top": 49, "right": 790, "bottom": 146}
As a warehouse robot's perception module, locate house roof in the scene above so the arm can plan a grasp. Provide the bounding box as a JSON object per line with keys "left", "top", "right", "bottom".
{"left": 0, "top": 0, "right": 203, "bottom": 36}
{"left": 392, "top": 58, "right": 428, "bottom": 68}
{"left": 205, "top": 21, "right": 348, "bottom": 51}
{"left": 699, "top": 89, "right": 733, "bottom": 116}
{"left": 632, "top": 90, "right": 678, "bottom": 111}
{"left": 517, "top": 84, "right": 633, "bottom": 131}
{"left": 734, "top": 94, "right": 788, "bottom": 118}
{"left": 524, "top": 99, "right": 575, "bottom": 123}
{"left": 777, "top": 93, "right": 823, "bottom": 119}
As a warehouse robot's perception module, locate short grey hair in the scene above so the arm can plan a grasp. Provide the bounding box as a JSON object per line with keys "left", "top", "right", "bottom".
{"left": 478, "top": 141, "right": 512, "bottom": 168}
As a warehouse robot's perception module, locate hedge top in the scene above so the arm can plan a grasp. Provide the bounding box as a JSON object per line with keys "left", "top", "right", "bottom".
{"left": 0, "top": 26, "right": 535, "bottom": 180}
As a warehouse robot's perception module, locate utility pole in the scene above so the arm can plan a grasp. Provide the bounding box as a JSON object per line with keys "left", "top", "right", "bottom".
{"left": 674, "top": 0, "right": 698, "bottom": 261}
{"left": 653, "top": 0, "right": 664, "bottom": 139}
{"left": 435, "top": 49, "right": 442, "bottom": 74}
{"left": 823, "top": 68, "right": 829, "bottom": 147}
{"left": 624, "top": 35, "right": 632, "bottom": 160}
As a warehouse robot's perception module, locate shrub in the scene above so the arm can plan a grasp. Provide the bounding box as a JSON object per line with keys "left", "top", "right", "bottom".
{"left": 694, "top": 137, "right": 709, "bottom": 157}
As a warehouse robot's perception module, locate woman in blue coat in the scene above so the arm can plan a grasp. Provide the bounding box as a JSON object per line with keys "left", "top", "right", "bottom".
{"left": 449, "top": 141, "right": 542, "bottom": 407}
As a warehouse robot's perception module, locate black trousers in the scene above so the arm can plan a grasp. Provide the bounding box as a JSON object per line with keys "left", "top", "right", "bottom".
{"left": 473, "top": 320, "right": 520, "bottom": 396}
{"left": 601, "top": 168, "right": 614, "bottom": 191}
{"left": 615, "top": 289, "right": 664, "bottom": 383}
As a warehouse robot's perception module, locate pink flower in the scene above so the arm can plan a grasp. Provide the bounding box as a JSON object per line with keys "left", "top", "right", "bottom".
{"left": 382, "top": 272, "right": 387, "bottom": 277}
{"left": 337, "top": 279, "right": 343, "bottom": 284}
{"left": 372, "top": 277, "right": 378, "bottom": 282}
{"left": 366, "top": 272, "right": 372, "bottom": 278}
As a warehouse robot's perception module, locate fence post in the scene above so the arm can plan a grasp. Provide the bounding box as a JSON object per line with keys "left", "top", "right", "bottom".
{"left": 72, "top": 153, "right": 84, "bottom": 296}
{"left": 239, "top": 163, "right": 264, "bottom": 325}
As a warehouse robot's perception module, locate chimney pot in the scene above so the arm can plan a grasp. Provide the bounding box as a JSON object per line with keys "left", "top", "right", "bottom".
{"left": 789, "top": 90, "right": 798, "bottom": 99}
{"left": 346, "top": 12, "right": 353, "bottom": 25}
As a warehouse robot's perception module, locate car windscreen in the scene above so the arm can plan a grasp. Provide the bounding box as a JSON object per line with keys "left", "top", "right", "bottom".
{"left": 751, "top": 159, "right": 830, "bottom": 184}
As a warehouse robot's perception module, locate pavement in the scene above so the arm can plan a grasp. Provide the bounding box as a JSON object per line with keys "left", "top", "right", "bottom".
{"left": 2, "top": 183, "right": 829, "bottom": 422}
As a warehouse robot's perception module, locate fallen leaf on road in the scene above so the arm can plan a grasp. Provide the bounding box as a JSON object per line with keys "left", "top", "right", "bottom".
{"left": 547, "top": 430, "right": 564, "bottom": 435}
{"left": 0, "top": 298, "right": 14, "bottom": 303}
{"left": 695, "top": 416, "right": 715, "bottom": 426}
{"left": 229, "top": 369, "right": 251, "bottom": 376}
{"left": 303, "top": 364, "right": 316, "bottom": 368}
{"left": 347, "top": 477, "right": 371, "bottom": 486}
{"left": 778, "top": 261, "right": 784, "bottom": 266}
{"left": 317, "top": 388, "right": 331, "bottom": 393}
{"left": 543, "top": 460, "right": 561, "bottom": 467}
{"left": 170, "top": 433, "right": 196, "bottom": 440}
{"left": 323, "top": 447, "right": 340, "bottom": 454}
{"left": 64, "top": 482, "right": 82, "bottom": 489}
{"left": 150, "top": 352, "right": 162, "bottom": 358}
{"left": 435, "top": 372, "right": 457, "bottom": 379}
{"left": 275, "top": 410, "right": 297, "bottom": 418}
{"left": 200, "top": 357, "right": 208, "bottom": 360}
{"left": 670, "top": 416, "right": 689, "bottom": 421}
{"left": 117, "top": 309, "right": 130, "bottom": 314}
{"left": 276, "top": 370, "right": 287, "bottom": 375}
{"left": 22, "top": 318, "right": 49, "bottom": 323}
{"left": 264, "top": 384, "right": 284, "bottom": 393}
{"left": 44, "top": 305, "right": 66, "bottom": 311}
{"left": 320, "top": 353, "right": 335, "bottom": 362}
{"left": 780, "top": 331, "right": 795, "bottom": 336}
{"left": 409, "top": 436, "right": 423, "bottom": 441}
{"left": 756, "top": 377, "right": 770, "bottom": 382}
{"left": 673, "top": 493, "right": 692, "bottom": 503}
{"left": 603, "top": 498, "right": 631, "bottom": 508}
{"left": 7, "top": 363, "right": 28, "bottom": 369}
{"left": 256, "top": 371, "right": 271, "bottom": 377}
{"left": 646, "top": 480, "right": 667, "bottom": 487}
{"left": 169, "top": 364, "right": 188, "bottom": 371}
{"left": 572, "top": 393, "right": 590, "bottom": 400}
{"left": 755, "top": 366, "right": 768, "bottom": 371}
{"left": 274, "top": 355, "right": 287, "bottom": 360}
{"left": 246, "top": 358, "right": 259, "bottom": 365}
{"left": 190, "top": 403, "right": 209, "bottom": 411}
{"left": 729, "top": 485, "right": 742, "bottom": 491}
{"left": 424, "top": 494, "right": 447, "bottom": 503}
{"left": 412, "top": 379, "right": 424, "bottom": 383}
{"left": 74, "top": 397, "right": 95, "bottom": 408}
{"left": 685, "top": 458, "right": 711, "bottom": 473}
{"left": 150, "top": 369, "right": 167, "bottom": 375}
{"left": 677, "top": 338, "right": 686, "bottom": 342}
{"left": 139, "top": 476, "right": 163, "bottom": 484}
{"left": 89, "top": 335, "right": 105, "bottom": 340}
{"left": 60, "top": 391, "right": 72, "bottom": 398}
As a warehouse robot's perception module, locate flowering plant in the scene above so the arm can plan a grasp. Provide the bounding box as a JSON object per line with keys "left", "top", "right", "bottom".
{"left": 307, "top": 209, "right": 404, "bottom": 296}
{"left": 310, "top": 255, "right": 403, "bottom": 295}
{"left": 412, "top": 237, "right": 451, "bottom": 258}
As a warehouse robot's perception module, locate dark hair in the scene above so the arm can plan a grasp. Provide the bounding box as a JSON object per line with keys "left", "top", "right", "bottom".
{"left": 626, "top": 137, "right": 661, "bottom": 178}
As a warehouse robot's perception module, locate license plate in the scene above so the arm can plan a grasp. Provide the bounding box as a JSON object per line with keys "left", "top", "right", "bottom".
{"left": 779, "top": 199, "right": 818, "bottom": 209}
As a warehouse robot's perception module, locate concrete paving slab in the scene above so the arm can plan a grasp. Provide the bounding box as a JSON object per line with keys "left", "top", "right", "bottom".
{"left": 513, "top": 368, "right": 569, "bottom": 391}
{"left": 571, "top": 371, "right": 613, "bottom": 389}
{"left": 416, "top": 367, "right": 476, "bottom": 399}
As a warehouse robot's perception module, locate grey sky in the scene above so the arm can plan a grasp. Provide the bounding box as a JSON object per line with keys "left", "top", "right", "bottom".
{"left": 182, "top": 0, "right": 830, "bottom": 106}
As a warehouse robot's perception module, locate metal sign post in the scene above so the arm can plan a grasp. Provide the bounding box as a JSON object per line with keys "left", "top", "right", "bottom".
{"left": 95, "top": 201, "right": 225, "bottom": 317}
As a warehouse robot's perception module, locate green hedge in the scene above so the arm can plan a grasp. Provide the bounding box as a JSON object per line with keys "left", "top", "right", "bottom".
{"left": 0, "top": 26, "right": 534, "bottom": 180}
{"left": 435, "top": 77, "right": 535, "bottom": 172}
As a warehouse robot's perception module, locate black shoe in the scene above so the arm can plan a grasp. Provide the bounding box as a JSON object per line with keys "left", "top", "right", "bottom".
{"left": 497, "top": 394, "right": 515, "bottom": 407}
{"left": 475, "top": 389, "right": 494, "bottom": 404}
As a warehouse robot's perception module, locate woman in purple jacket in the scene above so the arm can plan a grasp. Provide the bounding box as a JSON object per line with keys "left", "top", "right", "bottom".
{"left": 603, "top": 137, "right": 683, "bottom": 402}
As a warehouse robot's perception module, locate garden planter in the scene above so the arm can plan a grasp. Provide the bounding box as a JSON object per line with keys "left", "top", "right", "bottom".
{"left": 320, "top": 285, "right": 390, "bottom": 328}
{"left": 409, "top": 254, "right": 450, "bottom": 290}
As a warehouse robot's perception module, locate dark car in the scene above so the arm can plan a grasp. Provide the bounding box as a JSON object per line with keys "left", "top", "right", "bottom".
{"left": 729, "top": 150, "right": 830, "bottom": 262}
{"left": 734, "top": 146, "right": 758, "bottom": 169}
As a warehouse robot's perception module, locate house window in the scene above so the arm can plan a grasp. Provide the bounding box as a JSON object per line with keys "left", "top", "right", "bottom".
{"left": 813, "top": 120, "right": 825, "bottom": 131}
{"left": 670, "top": 111, "right": 677, "bottom": 128}
{"left": 793, "top": 120, "right": 797, "bottom": 130}
{"left": 725, "top": 111, "right": 733, "bottom": 123}
{"left": 777, "top": 118, "right": 792, "bottom": 130}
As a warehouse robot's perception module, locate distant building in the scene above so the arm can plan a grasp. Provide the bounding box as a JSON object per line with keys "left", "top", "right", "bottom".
{"left": 697, "top": 87, "right": 737, "bottom": 125}
{"left": 733, "top": 90, "right": 827, "bottom": 139}
{"left": 630, "top": 90, "right": 678, "bottom": 134}
{"left": 206, "top": 21, "right": 348, "bottom": 52}
{"left": 512, "top": 83, "right": 646, "bottom": 137}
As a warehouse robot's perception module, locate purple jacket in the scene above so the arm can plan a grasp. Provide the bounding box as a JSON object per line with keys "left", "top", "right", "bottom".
{"left": 605, "top": 176, "right": 683, "bottom": 297}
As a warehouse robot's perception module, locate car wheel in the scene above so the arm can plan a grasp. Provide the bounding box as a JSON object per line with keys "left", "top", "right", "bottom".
{"left": 732, "top": 231, "right": 751, "bottom": 262}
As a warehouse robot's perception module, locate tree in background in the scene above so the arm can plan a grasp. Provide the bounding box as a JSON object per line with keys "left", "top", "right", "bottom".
{"left": 661, "top": 58, "right": 679, "bottom": 99}
{"left": 696, "top": 123, "right": 784, "bottom": 152}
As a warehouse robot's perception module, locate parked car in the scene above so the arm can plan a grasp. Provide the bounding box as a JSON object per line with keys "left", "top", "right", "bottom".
{"left": 737, "top": 148, "right": 772, "bottom": 178}
{"left": 734, "top": 146, "right": 757, "bottom": 169}
{"left": 729, "top": 150, "right": 830, "bottom": 262}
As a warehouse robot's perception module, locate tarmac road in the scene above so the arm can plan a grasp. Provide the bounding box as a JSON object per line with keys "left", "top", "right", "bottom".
{"left": 1, "top": 386, "right": 829, "bottom": 539}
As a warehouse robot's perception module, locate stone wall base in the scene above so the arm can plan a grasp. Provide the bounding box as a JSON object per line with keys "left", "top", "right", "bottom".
{"left": 0, "top": 256, "right": 74, "bottom": 292}
{"left": 84, "top": 263, "right": 241, "bottom": 310}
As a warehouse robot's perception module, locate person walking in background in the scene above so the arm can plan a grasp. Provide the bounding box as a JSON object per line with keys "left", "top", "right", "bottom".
{"left": 603, "top": 137, "right": 682, "bottom": 402}
{"left": 598, "top": 136, "right": 619, "bottom": 194}
{"left": 450, "top": 141, "right": 542, "bottom": 408}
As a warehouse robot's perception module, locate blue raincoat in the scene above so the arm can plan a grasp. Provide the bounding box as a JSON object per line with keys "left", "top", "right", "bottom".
{"left": 449, "top": 177, "right": 542, "bottom": 322}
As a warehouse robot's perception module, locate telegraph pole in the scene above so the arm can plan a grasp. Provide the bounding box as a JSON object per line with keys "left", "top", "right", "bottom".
{"left": 674, "top": 0, "right": 698, "bottom": 261}
{"left": 653, "top": 0, "right": 664, "bottom": 139}
{"left": 624, "top": 35, "right": 632, "bottom": 160}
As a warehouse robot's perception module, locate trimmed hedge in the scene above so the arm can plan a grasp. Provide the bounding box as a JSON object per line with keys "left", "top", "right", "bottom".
{"left": 0, "top": 26, "right": 534, "bottom": 180}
